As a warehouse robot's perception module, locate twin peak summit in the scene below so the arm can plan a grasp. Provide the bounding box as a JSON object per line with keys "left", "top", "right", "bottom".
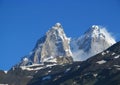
{"left": 19, "top": 23, "right": 116, "bottom": 67}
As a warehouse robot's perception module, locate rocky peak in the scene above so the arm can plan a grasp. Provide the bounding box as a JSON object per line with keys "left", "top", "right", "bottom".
{"left": 71, "top": 25, "right": 116, "bottom": 61}
{"left": 20, "top": 23, "right": 73, "bottom": 66}
{"left": 85, "top": 25, "right": 116, "bottom": 43}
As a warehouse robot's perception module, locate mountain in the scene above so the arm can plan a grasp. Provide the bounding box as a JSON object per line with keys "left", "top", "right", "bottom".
{"left": 0, "top": 23, "right": 119, "bottom": 85}
{"left": 19, "top": 23, "right": 73, "bottom": 67}
{"left": 27, "top": 41, "right": 120, "bottom": 85}
{"left": 20, "top": 24, "right": 116, "bottom": 67}
{"left": 71, "top": 25, "right": 116, "bottom": 61}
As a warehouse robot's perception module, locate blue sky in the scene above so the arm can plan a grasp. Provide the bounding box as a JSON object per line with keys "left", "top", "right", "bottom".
{"left": 0, "top": 0, "right": 120, "bottom": 70}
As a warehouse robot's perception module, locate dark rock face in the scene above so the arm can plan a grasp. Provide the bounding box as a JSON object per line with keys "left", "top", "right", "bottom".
{"left": 0, "top": 70, "right": 6, "bottom": 83}
{"left": 0, "top": 67, "right": 38, "bottom": 85}
{"left": 27, "top": 42, "right": 120, "bottom": 85}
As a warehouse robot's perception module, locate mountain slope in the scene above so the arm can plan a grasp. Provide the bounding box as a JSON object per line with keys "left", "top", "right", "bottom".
{"left": 27, "top": 41, "right": 120, "bottom": 85}
{"left": 71, "top": 25, "right": 116, "bottom": 61}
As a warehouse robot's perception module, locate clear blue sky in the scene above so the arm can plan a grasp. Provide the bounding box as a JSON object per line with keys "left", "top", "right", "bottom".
{"left": 0, "top": 0, "right": 120, "bottom": 70}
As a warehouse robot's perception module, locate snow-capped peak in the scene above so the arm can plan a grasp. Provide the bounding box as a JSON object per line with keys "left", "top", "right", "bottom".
{"left": 71, "top": 25, "right": 116, "bottom": 61}
{"left": 85, "top": 25, "right": 116, "bottom": 44}
{"left": 19, "top": 23, "right": 73, "bottom": 66}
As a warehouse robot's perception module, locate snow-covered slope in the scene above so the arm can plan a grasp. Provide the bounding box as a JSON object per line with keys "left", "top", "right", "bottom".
{"left": 71, "top": 25, "right": 116, "bottom": 61}
{"left": 20, "top": 23, "right": 73, "bottom": 66}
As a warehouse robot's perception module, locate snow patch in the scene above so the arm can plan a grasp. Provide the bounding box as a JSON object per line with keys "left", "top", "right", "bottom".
{"left": 46, "top": 64, "right": 57, "bottom": 68}
{"left": 20, "top": 66, "right": 44, "bottom": 71}
{"left": 116, "top": 68, "right": 120, "bottom": 70}
{"left": 102, "top": 52, "right": 106, "bottom": 56}
{"left": 4, "top": 71, "right": 7, "bottom": 74}
{"left": 93, "top": 73, "right": 98, "bottom": 77}
{"left": 106, "top": 51, "right": 109, "bottom": 53}
{"left": 48, "top": 70, "right": 51, "bottom": 73}
{"left": 114, "top": 55, "right": 120, "bottom": 59}
{"left": 77, "top": 65, "right": 80, "bottom": 68}
{"left": 112, "top": 52, "right": 115, "bottom": 55}
{"left": 96, "top": 60, "right": 106, "bottom": 64}
{"left": 23, "top": 57, "right": 29, "bottom": 62}
{"left": 114, "top": 65, "right": 120, "bottom": 70}
{"left": 43, "top": 56, "right": 57, "bottom": 63}
{"left": 20, "top": 63, "right": 56, "bottom": 71}
{"left": 65, "top": 68, "right": 71, "bottom": 73}
{"left": 114, "top": 65, "right": 120, "bottom": 68}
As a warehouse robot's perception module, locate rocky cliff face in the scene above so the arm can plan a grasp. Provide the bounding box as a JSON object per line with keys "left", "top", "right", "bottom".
{"left": 71, "top": 25, "right": 116, "bottom": 61}
{"left": 20, "top": 23, "right": 73, "bottom": 66}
